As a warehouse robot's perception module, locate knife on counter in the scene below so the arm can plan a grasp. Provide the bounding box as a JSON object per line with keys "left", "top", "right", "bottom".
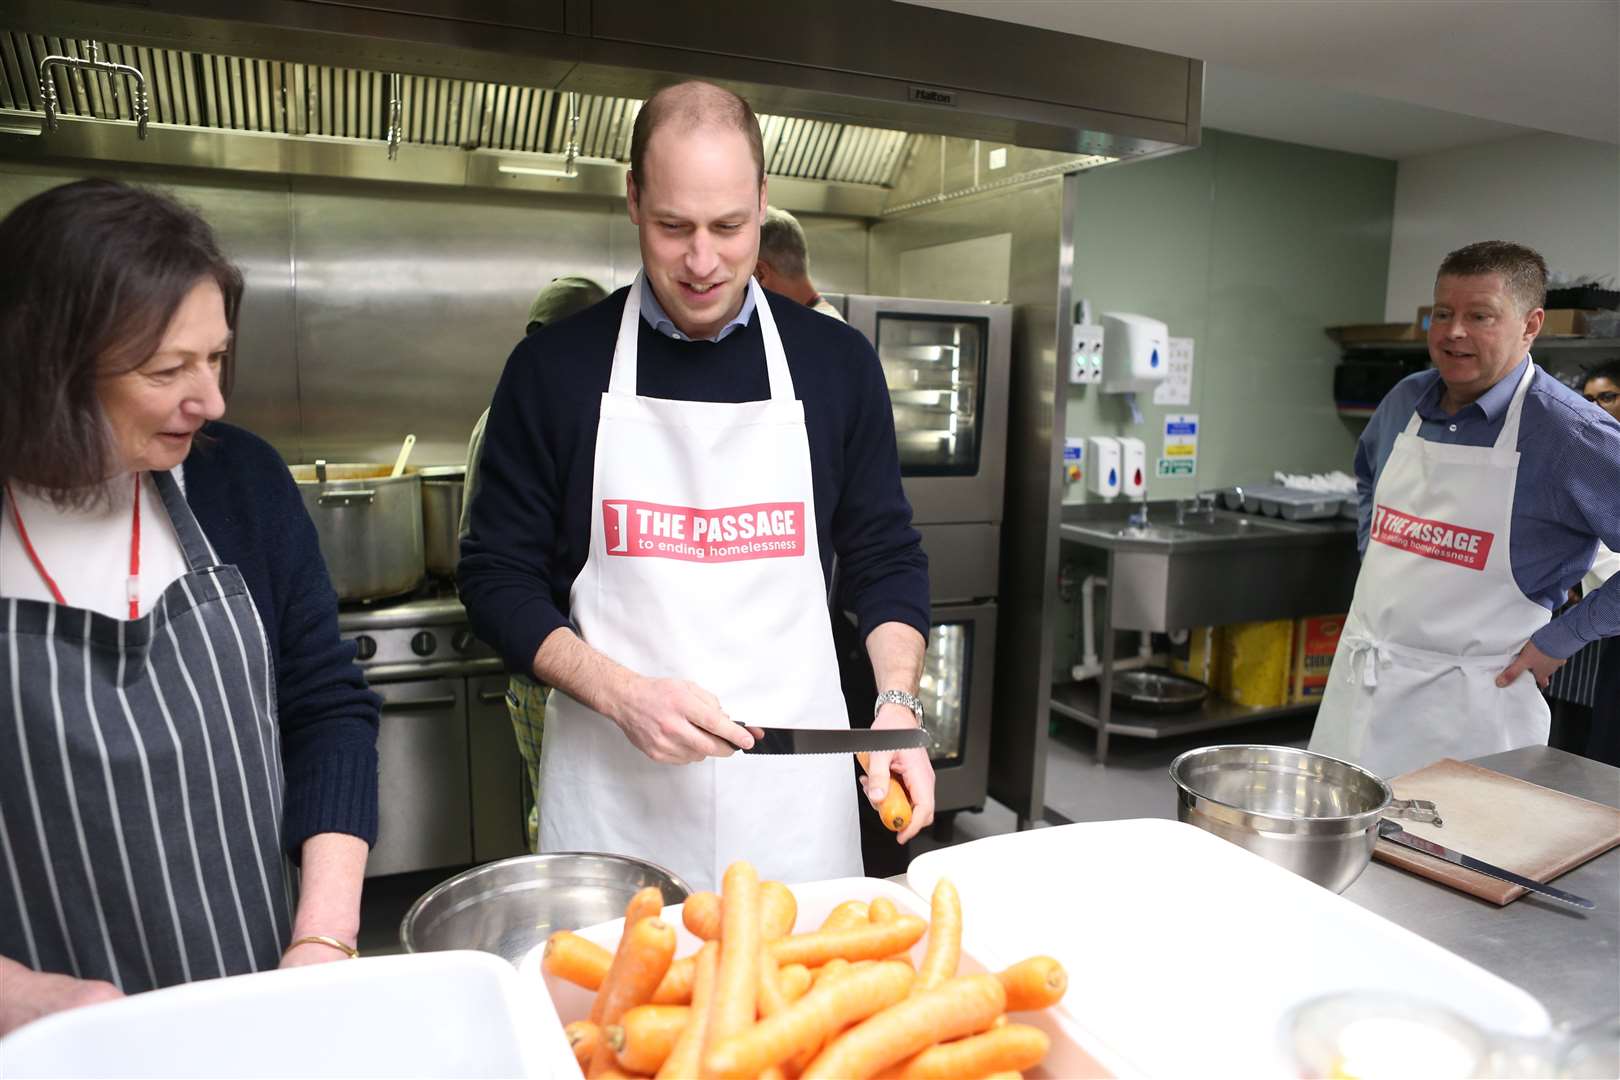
{"left": 742, "top": 726, "right": 930, "bottom": 756}
{"left": 1377, "top": 820, "right": 1595, "bottom": 910}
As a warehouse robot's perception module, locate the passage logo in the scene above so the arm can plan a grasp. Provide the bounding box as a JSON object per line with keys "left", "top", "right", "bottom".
{"left": 1369, "top": 504, "right": 1494, "bottom": 571}
{"left": 602, "top": 499, "right": 806, "bottom": 563}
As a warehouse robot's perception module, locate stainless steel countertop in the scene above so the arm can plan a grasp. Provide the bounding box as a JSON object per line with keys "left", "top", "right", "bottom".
{"left": 1341, "top": 746, "right": 1620, "bottom": 1029}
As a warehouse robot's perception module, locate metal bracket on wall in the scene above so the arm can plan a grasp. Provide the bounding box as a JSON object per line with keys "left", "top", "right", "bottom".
{"left": 37, "top": 39, "right": 147, "bottom": 139}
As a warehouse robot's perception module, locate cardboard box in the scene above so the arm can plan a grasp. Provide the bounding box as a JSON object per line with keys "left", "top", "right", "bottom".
{"left": 1292, "top": 614, "right": 1346, "bottom": 704}
{"left": 1171, "top": 625, "right": 1223, "bottom": 691}
{"left": 1325, "top": 322, "right": 1422, "bottom": 345}
{"left": 1540, "top": 309, "right": 1598, "bottom": 336}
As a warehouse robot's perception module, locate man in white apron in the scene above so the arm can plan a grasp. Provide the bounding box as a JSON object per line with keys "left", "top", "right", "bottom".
{"left": 459, "top": 82, "right": 934, "bottom": 891}
{"left": 1311, "top": 241, "right": 1620, "bottom": 779}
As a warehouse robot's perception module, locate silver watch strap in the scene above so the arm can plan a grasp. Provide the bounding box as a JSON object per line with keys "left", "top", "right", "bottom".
{"left": 873, "top": 689, "right": 924, "bottom": 724}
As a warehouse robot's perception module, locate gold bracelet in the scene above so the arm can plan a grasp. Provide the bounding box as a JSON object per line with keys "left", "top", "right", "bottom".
{"left": 288, "top": 934, "right": 359, "bottom": 959}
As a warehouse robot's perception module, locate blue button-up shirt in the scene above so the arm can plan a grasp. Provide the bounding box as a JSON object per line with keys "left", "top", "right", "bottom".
{"left": 639, "top": 276, "right": 756, "bottom": 342}
{"left": 1353, "top": 355, "right": 1620, "bottom": 658}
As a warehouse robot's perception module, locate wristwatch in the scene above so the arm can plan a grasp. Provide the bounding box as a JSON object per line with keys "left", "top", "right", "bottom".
{"left": 873, "top": 689, "right": 925, "bottom": 726}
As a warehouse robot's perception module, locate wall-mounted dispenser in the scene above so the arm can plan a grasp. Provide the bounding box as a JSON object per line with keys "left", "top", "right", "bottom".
{"left": 1117, "top": 436, "right": 1146, "bottom": 497}
{"left": 1100, "top": 313, "right": 1170, "bottom": 394}
{"left": 1086, "top": 436, "right": 1121, "bottom": 498}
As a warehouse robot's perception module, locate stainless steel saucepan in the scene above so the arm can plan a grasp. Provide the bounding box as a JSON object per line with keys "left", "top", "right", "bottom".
{"left": 290, "top": 461, "right": 425, "bottom": 602}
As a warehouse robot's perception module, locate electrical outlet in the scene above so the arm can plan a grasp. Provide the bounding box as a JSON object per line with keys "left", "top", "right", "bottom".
{"left": 1071, "top": 324, "right": 1105, "bottom": 384}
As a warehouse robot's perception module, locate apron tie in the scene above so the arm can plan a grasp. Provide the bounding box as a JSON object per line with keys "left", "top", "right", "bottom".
{"left": 1343, "top": 636, "right": 1381, "bottom": 688}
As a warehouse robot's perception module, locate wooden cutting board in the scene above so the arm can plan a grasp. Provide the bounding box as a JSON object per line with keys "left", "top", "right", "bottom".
{"left": 1372, "top": 757, "right": 1620, "bottom": 904}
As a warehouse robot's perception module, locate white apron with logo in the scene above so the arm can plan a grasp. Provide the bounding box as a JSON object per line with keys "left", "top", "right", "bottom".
{"left": 538, "top": 276, "right": 862, "bottom": 891}
{"left": 1310, "top": 363, "right": 1551, "bottom": 779}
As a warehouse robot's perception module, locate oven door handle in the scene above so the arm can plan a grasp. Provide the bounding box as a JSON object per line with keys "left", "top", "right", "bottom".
{"left": 477, "top": 689, "right": 510, "bottom": 704}
{"left": 380, "top": 695, "right": 459, "bottom": 712}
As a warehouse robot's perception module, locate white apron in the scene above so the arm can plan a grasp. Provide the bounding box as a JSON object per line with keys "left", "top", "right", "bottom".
{"left": 539, "top": 276, "right": 862, "bottom": 891}
{"left": 1310, "top": 363, "right": 1551, "bottom": 779}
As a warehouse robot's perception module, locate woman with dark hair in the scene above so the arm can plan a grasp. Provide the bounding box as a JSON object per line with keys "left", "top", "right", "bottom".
{"left": 0, "top": 179, "right": 380, "bottom": 1033}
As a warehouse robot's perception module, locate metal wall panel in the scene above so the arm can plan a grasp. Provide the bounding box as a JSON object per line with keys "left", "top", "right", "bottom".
{"left": 869, "top": 173, "right": 1070, "bottom": 827}
{"left": 289, "top": 182, "right": 618, "bottom": 465}
{"left": 1, "top": 161, "right": 876, "bottom": 470}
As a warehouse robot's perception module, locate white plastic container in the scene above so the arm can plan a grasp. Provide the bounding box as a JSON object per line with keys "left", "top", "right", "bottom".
{"left": 528, "top": 876, "right": 1133, "bottom": 1079}
{"left": 1117, "top": 437, "right": 1147, "bottom": 497}
{"left": 906, "top": 819, "right": 1551, "bottom": 1080}
{"left": 1086, "top": 436, "right": 1122, "bottom": 498}
{"left": 1100, "top": 313, "right": 1169, "bottom": 394}
{"left": 0, "top": 950, "right": 551, "bottom": 1079}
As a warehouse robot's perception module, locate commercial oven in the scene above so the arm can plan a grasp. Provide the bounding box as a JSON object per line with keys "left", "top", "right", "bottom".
{"left": 843, "top": 296, "right": 1013, "bottom": 816}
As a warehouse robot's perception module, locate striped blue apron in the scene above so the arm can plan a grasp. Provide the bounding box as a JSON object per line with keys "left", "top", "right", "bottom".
{"left": 0, "top": 470, "right": 292, "bottom": 993}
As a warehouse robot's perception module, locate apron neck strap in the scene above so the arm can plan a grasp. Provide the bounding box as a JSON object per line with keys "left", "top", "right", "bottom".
{"left": 609, "top": 274, "right": 796, "bottom": 402}
{"left": 1403, "top": 359, "right": 1535, "bottom": 446}
{"left": 150, "top": 468, "right": 216, "bottom": 571}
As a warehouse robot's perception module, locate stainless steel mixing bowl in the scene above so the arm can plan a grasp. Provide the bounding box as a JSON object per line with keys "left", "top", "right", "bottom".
{"left": 400, "top": 852, "right": 691, "bottom": 964}
{"left": 1169, "top": 744, "right": 1392, "bottom": 893}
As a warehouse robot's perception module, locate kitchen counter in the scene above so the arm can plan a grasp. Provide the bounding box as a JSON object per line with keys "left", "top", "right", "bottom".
{"left": 1341, "top": 745, "right": 1619, "bottom": 1029}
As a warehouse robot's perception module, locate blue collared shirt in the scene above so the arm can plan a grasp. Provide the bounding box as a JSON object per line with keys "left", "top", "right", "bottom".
{"left": 1353, "top": 355, "right": 1620, "bottom": 658}
{"left": 639, "top": 276, "right": 756, "bottom": 342}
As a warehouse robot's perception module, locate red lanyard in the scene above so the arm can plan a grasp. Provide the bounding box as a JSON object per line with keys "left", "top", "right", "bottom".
{"left": 5, "top": 473, "right": 142, "bottom": 619}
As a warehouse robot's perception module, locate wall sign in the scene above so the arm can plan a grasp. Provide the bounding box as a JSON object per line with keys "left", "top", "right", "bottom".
{"left": 1158, "top": 413, "right": 1198, "bottom": 477}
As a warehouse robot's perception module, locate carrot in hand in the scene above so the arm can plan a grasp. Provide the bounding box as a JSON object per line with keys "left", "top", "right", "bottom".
{"left": 857, "top": 752, "right": 913, "bottom": 833}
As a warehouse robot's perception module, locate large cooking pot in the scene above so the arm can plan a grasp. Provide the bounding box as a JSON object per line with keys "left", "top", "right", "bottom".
{"left": 290, "top": 462, "right": 424, "bottom": 602}
{"left": 419, "top": 466, "right": 465, "bottom": 578}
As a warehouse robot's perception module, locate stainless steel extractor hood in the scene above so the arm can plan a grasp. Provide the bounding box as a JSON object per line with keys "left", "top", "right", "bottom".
{"left": 0, "top": 0, "right": 1200, "bottom": 208}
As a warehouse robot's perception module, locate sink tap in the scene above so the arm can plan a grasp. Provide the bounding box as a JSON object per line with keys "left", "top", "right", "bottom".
{"left": 1127, "top": 488, "right": 1150, "bottom": 529}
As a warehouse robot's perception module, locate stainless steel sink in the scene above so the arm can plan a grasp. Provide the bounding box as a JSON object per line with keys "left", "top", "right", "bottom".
{"left": 1059, "top": 501, "right": 1358, "bottom": 631}
{"left": 1066, "top": 505, "right": 1330, "bottom": 550}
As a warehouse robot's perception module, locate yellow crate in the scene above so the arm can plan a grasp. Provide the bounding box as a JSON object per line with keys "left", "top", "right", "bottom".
{"left": 1222, "top": 619, "right": 1294, "bottom": 709}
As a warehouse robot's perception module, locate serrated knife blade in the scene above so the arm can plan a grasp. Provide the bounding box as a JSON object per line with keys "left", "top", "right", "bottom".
{"left": 1377, "top": 820, "right": 1594, "bottom": 910}
{"left": 742, "top": 726, "right": 930, "bottom": 756}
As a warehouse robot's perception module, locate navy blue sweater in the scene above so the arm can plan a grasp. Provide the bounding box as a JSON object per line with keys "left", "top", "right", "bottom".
{"left": 460, "top": 287, "right": 930, "bottom": 676}
{"left": 185, "top": 422, "right": 380, "bottom": 856}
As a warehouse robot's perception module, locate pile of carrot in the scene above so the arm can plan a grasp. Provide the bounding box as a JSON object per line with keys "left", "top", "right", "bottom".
{"left": 542, "top": 861, "right": 1070, "bottom": 1080}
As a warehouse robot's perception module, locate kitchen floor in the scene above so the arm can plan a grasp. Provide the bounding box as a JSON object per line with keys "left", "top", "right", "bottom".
{"left": 356, "top": 709, "right": 1315, "bottom": 955}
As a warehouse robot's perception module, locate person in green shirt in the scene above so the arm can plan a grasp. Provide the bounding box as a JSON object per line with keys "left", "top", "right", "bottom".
{"left": 460, "top": 274, "right": 607, "bottom": 850}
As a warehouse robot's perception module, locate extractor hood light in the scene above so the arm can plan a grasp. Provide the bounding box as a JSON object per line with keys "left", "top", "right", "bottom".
{"left": 498, "top": 162, "right": 578, "bottom": 179}
{"left": 0, "top": 117, "right": 44, "bottom": 136}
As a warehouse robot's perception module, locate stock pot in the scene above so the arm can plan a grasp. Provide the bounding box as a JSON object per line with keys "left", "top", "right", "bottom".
{"left": 419, "top": 466, "right": 465, "bottom": 578}
{"left": 289, "top": 462, "right": 424, "bottom": 601}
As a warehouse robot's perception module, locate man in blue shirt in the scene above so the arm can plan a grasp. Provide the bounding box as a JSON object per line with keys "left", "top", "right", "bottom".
{"left": 460, "top": 81, "right": 932, "bottom": 888}
{"left": 1310, "top": 241, "right": 1620, "bottom": 778}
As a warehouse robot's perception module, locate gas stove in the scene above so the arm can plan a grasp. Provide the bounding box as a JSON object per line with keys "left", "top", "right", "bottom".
{"left": 337, "top": 585, "right": 501, "bottom": 683}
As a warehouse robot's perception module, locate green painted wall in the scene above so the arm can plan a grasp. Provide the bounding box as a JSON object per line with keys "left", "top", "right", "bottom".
{"left": 1063, "top": 129, "right": 1396, "bottom": 505}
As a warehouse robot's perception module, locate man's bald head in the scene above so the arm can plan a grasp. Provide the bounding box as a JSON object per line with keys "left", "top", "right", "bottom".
{"left": 629, "top": 81, "right": 765, "bottom": 190}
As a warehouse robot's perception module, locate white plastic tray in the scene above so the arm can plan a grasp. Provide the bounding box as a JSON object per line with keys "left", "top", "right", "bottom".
{"left": 906, "top": 819, "right": 1551, "bottom": 1079}
{"left": 528, "top": 876, "right": 1131, "bottom": 1078}
{"left": 0, "top": 950, "right": 551, "bottom": 1079}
